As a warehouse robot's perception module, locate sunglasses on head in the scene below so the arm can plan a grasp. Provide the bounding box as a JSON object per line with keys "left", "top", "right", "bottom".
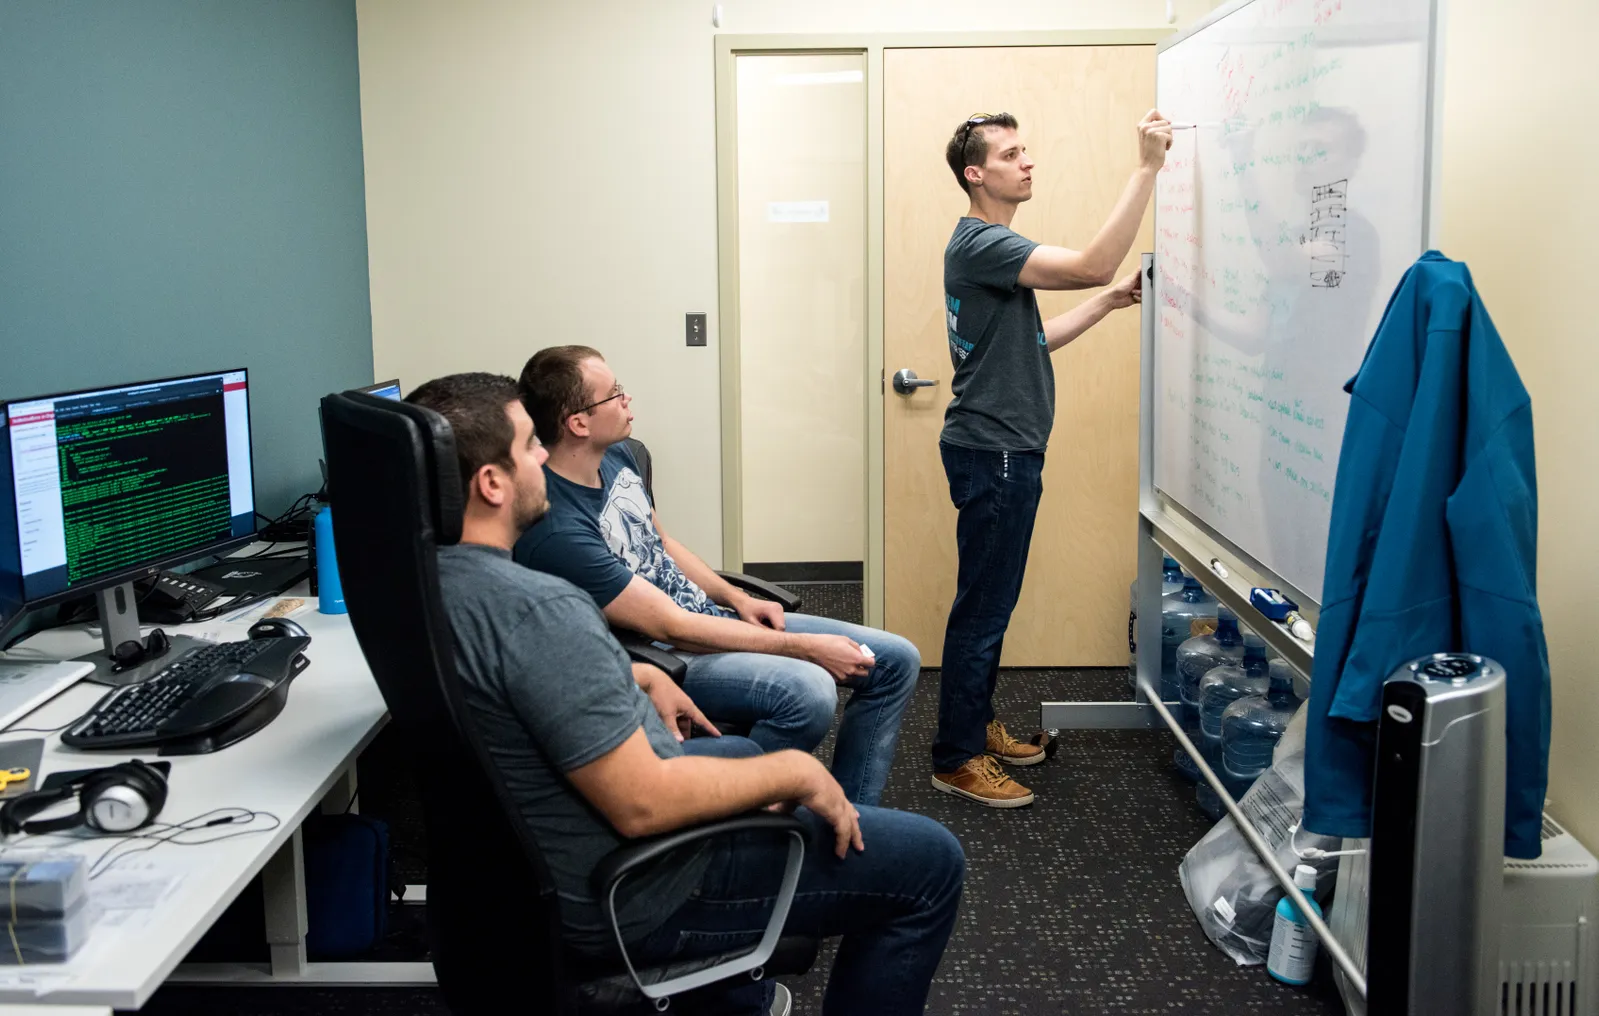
{"left": 958, "top": 112, "right": 1011, "bottom": 153}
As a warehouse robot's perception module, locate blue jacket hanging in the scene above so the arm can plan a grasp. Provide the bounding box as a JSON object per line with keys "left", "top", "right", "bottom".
{"left": 1304, "top": 251, "right": 1550, "bottom": 859}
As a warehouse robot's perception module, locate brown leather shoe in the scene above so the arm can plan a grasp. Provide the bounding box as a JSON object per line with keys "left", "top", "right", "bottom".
{"left": 932, "top": 755, "right": 1036, "bottom": 807}
{"left": 986, "top": 720, "right": 1048, "bottom": 766}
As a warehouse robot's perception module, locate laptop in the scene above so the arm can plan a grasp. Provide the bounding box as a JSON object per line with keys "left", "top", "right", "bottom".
{"left": 0, "top": 659, "right": 95, "bottom": 731}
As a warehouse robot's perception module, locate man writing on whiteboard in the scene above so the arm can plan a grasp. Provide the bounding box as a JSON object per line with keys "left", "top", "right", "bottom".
{"left": 931, "top": 110, "right": 1171, "bottom": 807}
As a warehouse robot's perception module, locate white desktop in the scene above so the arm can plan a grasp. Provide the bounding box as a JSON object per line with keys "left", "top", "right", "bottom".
{"left": 0, "top": 596, "right": 391, "bottom": 1007}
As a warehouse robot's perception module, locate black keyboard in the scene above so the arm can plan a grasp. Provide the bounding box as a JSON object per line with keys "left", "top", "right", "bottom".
{"left": 63, "top": 636, "right": 311, "bottom": 754}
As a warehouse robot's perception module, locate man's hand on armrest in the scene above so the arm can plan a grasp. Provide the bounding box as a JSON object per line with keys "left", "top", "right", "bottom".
{"left": 604, "top": 577, "right": 872, "bottom": 683}
{"left": 567, "top": 731, "right": 863, "bottom": 857}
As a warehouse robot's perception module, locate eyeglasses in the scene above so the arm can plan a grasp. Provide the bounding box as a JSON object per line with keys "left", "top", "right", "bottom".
{"left": 576, "top": 383, "right": 626, "bottom": 414}
{"left": 958, "top": 112, "right": 1010, "bottom": 155}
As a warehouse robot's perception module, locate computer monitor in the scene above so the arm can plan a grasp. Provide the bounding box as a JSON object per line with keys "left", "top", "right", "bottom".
{"left": 360, "top": 379, "right": 401, "bottom": 400}
{"left": 0, "top": 369, "right": 257, "bottom": 681}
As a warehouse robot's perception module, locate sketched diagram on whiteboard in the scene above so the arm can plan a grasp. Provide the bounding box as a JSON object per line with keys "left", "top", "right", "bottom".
{"left": 1308, "top": 179, "right": 1348, "bottom": 287}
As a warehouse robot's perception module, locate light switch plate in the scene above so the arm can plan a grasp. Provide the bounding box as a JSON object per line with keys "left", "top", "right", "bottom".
{"left": 685, "top": 313, "right": 707, "bottom": 347}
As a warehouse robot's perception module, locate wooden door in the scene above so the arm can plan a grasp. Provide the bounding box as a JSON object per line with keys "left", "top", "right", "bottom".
{"left": 883, "top": 45, "right": 1154, "bottom": 666}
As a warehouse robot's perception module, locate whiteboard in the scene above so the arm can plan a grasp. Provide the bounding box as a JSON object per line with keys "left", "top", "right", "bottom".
{"left": 1153, "top": 0, "right": 1437, "bottom": 602}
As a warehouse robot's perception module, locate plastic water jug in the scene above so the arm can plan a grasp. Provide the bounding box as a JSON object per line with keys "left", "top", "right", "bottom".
{"left": 1194, "top": 632, "right": 1269, "bottom": 818}
{"left": 1128, "top": 557, "right": 1186, "bottom": 692}
{"left": 1219, "top": 648, "right": 1301, "bottom": 801}
{"left": 1171, "top": 607, "right": 1245, "bottom": 780}
{"left": 1159, "top": 578, "right": 1216, "bottom": 701}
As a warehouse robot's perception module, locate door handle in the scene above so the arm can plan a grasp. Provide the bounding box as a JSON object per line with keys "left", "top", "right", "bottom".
{"left": 891, "top": 369, "right": 939, "bottom": 396}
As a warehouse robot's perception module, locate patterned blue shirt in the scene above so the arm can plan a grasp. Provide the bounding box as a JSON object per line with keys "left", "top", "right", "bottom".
{"left": 513, "top": 444, "right": 732, "bottom": 617}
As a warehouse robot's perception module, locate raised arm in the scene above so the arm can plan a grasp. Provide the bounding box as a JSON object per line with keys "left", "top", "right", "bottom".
{"left": 1018, "top": 109, "right": 1171, "bottom": 291}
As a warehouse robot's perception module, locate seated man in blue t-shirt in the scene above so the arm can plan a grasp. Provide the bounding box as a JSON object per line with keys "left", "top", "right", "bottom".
{"left": 513, "top": 346, "right": 920, "bottom": 807}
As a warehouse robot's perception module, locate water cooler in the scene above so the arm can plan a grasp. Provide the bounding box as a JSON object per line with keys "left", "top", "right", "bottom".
{"left": 1366, "top": 653, "right": 1506, "bottom": 1016}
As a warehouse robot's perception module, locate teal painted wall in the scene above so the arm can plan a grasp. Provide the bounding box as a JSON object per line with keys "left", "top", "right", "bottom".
{"left": 1, "top": 1, "right": 373, "bottom": 515}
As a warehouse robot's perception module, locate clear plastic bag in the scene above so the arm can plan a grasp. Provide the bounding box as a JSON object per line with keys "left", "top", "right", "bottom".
{"left": 1178, "top": 703, "right": 1341, "bottom": 965}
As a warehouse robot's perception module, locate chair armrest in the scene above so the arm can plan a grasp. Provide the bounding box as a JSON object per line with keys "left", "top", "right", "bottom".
{"left": 613, "top": 630, "right": 688, "bottom": 685}
{"left": 593, "top": 812, "right": 808, "bottom": 1004}
{"left": 591, "top": 812, "right": 804, "bottom": 893}
{"left": 716, "top": 572, "right": 802, "bottom": 613}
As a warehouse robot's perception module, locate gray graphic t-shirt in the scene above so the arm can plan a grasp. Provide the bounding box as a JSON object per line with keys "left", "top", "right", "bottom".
{"left": 514, "top": 445, "right": 732, "bottom": 616}
{"left": 941, "top": 217, "right": 1054, "bottom": 451}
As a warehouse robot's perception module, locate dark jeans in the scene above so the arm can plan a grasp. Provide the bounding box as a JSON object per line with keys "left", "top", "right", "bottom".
{"left": 932, "top": 441, "right": 1045, "bottom": 773}
{"left": 680, "top": 734, "right": 764, "bottom": 759}
{"left": 629, "top": 806, "right": 965, "bottom": 1015}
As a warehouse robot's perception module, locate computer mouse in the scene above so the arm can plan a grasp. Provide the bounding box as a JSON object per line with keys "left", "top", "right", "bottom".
{"left": 247, "top": 617, "right": 310, "bottom": 640}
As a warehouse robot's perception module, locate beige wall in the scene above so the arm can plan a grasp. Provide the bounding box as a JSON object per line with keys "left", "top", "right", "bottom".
{"left": 355, "top": 0, "right": 1221, "bottom": 563}
{"left": 1437, "top": 1, "right": 1599, "bottom": 848}
{"left": 736, "top": 54, "right": 867, "bottom": 564}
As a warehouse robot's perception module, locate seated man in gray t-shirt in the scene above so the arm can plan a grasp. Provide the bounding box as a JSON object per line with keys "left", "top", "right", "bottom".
{"left": 408, "top": 373, "right": 964, "bottom": 1015}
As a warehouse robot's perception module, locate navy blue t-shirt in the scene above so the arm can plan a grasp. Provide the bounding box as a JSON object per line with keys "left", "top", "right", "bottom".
{"left": 514, "top": 445, "right": 732, "bottom": 617}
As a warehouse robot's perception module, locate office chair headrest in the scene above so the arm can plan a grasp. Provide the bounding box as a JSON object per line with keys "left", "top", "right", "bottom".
{"left": 322, "top": 390, "right": 465, "bottom": 545}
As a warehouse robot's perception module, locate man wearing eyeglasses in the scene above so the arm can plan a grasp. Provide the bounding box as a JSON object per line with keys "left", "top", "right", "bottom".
{"left": 512, "top": 346, "right": 921, "bottom": 809}
{"left": 930, "top": 110, "right": 1171, "bottom": 808}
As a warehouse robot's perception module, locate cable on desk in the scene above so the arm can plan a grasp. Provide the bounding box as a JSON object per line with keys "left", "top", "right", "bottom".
{"left": 85, "top": 807, "right": 282, "bottom": 879}
{"left": 7, "top": 806, "right": 283, "bottom": 879}
{"left": 0, "top": 719, "right": 80, "bottom": 737}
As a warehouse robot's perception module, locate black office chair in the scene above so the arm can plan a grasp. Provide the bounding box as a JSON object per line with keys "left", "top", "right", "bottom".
{"left": 320, "top": 391, "right": 818, "bottom": 1014}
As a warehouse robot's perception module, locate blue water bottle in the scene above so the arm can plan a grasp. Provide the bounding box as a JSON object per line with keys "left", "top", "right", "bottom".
{"left": 314, "top": 506, "right": 346, "bottom": 614}
{"left": 1267, "top": 864, "right": 1322, "bottom": 985}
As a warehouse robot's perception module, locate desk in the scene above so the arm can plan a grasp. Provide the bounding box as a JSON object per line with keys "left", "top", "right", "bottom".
{"left": 0, "top": 600, "right": 418, "bottom": 1009}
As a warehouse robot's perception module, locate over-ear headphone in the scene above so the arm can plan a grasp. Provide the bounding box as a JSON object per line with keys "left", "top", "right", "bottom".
{"left": 0, "top": 761, "right": 168, "bottom": 836}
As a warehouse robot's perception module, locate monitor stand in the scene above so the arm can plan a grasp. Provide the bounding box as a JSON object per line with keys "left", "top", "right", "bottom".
{"left": 74, "top": 581, "right": 209, "bottom": 688}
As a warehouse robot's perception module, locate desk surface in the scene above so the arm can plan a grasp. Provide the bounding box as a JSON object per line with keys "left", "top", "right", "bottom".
{"left": 0, "top": 601, "right": 386, "bottom": 1009}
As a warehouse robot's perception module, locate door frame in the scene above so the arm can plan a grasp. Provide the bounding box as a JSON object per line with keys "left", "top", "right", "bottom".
{"left": 714, "top": 29, "right": 1172, "bottom": 629}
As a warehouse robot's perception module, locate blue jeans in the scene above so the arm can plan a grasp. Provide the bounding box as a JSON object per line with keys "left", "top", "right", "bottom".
{"left": 680, "top": 735, "right": 764, "bottom": 759}
{"left": 630, "top": 806, "right": 965, "bottom": 1016}
{"left": 933, "top": 442, "right": 1045, "bottom": 773}
{"left": 679, "top": 614, "right": 920, "bottom": 806}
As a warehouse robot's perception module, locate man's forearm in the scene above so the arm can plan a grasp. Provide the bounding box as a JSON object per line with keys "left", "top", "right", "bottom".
{"left": 1044, "top": 292, "right": 1116, "bottom": 353}
{"left": 632, "top": 750, "right": 816, "bottom": 836}
{"left": 1079, "top": 166, "right": 1158, "bottom": 282}
{"left": 658, "top": 607, "right": 806, "bottom": 658}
